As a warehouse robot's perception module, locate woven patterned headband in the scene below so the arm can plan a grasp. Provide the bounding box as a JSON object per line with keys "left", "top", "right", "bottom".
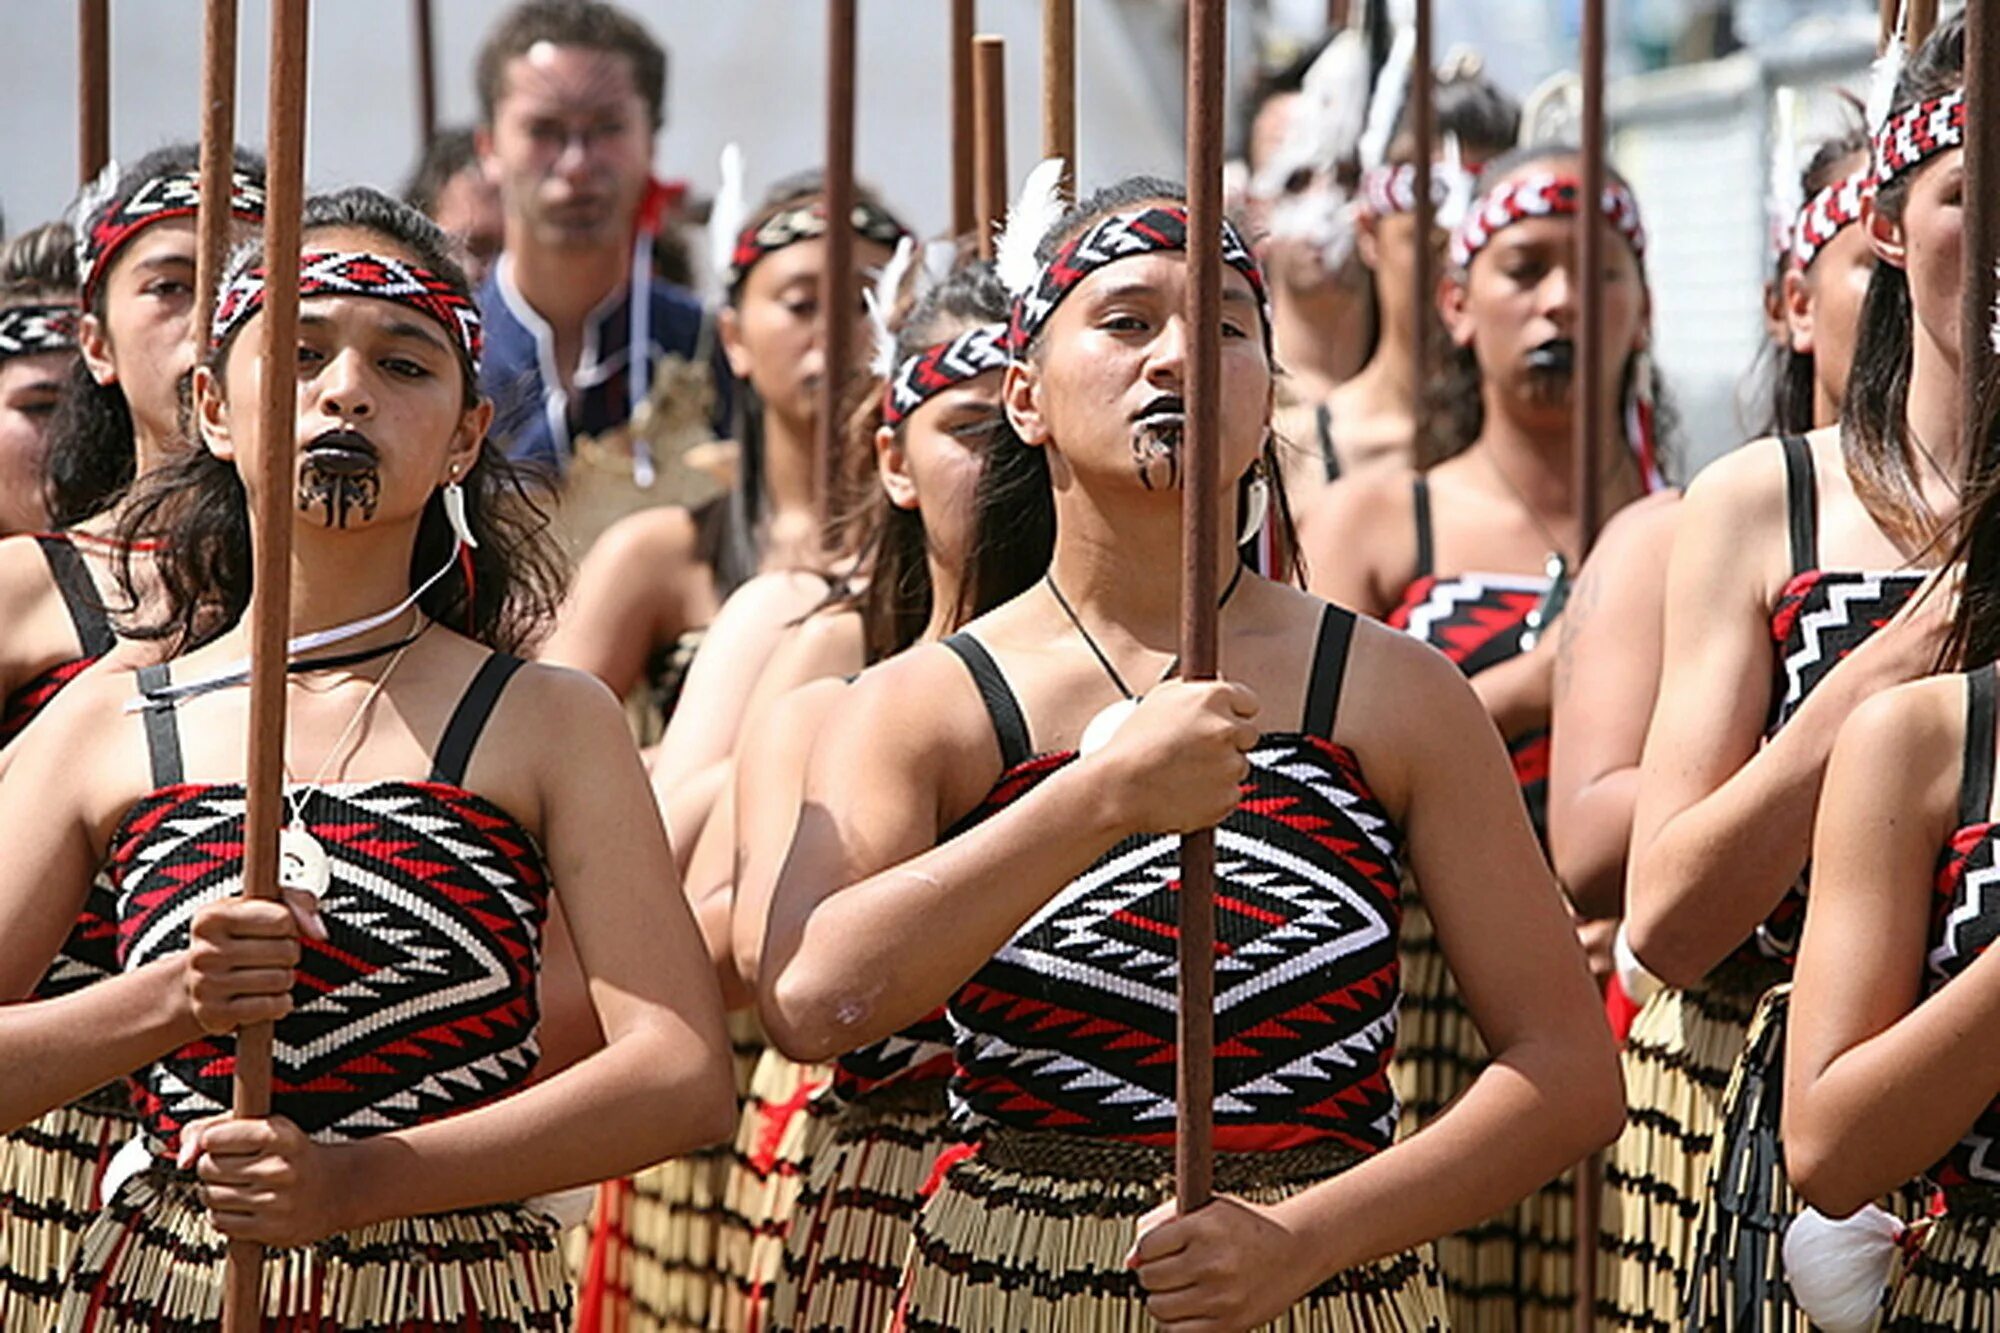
{"left": 1007, "top": 205, "right": 1270, "bottom": 355}
{"left": 725, "top": 199, "right": 908, "bottom": 296}
{"left": 1873, "top": 88, "right": 1965, "bottom": 188}
{"left": 78, "top": 168, "right": 266, "bottom": 308}
{"left": 1449, "top": 171, "right": 1647, "bottom": 270}
{"left": 212, "top": 250, "right": 484, "bottom": 370}
{"left": 1789, "top": 165, "right": 1871, "bottom": 271}
{"left": 1360, "top": 162, "right": 1483, "bottom": 218}
{"left": 0, "top": 304, "right": 78, "bottom": 359}
{"left": 883, "top": 321, "right": 1008, "bottom": 427}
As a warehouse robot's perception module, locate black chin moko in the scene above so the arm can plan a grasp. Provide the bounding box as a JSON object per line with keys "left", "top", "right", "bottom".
{"left": 298, "top": 450, "right": 382, "bottom": 528}
{"left": 1131, "top": 421, "right": 1184, "bottom": 492}
{"left": 1525, "top": 339, "right": 1576, "bottom": 377}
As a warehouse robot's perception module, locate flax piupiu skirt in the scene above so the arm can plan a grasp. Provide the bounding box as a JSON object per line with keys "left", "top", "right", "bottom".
{"left": 0, "top": 1086, "right": 139, "bottom": 1332}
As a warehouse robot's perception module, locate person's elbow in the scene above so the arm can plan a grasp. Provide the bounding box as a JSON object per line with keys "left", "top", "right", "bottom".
{"left": 1783, "top": 1105, "right": 1880, "bottom": 1221}
{"left": 760, "top": 961, "right": 864, "bottom": 1066}
{"left": 1566, "top": 1019, "right": 1628, "bottom": 1155}
{"left": 1624, "top": 853, "right": 1725, "bottom": 991}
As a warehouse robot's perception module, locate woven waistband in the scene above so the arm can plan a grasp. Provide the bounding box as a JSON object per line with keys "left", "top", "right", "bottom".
{"left": 846, "top": 1078, "right": 948, "bottom": 1116}
{"left": 979, "top": 1128, "right": 1365, "bottom": 1189}
{"left": 1705, "top": 954, "right": 1790, "bottom": 1002}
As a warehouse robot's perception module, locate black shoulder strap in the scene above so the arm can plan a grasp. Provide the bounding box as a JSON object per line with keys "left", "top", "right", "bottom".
{"left": 1962, "top": 664, "right": 1998, "bottom": 827}
{"left": 942, "top": 633, "right": 1033, "bottom": 771}
{"left": 134, "top": 664, "right": 184, "bottom": 788}
{"left": 36, "top": 535, "right": 114, "bottom": 658}
{"left": 430, "top": 654, "right": 525, "bottom": 787}
{"left": 1316, "top": 403, "right": 1341, "bottom": 483}
{"left": 1303, "top": 604, "right": 1357, "bottom": 740}
{"left": 1780, "top": 434, "right": 1817, "bottom": 575}
{"left": 1412, "top": 476, "right": 1435, "bottom": 579}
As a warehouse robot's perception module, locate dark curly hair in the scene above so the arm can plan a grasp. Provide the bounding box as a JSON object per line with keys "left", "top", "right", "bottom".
{"left": 44, "top": 142, "right": 267, "bottom": 528}
{"left": 113, "top": 186, "right": 565, "bottom": 656}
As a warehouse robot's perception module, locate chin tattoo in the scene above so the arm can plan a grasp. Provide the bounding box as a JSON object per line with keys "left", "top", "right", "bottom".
{"left": 1131, "top": 421, "right": 1184, "bottom": 492}
{"left": 297, "top": 459, "right": 382, "bottom": 528}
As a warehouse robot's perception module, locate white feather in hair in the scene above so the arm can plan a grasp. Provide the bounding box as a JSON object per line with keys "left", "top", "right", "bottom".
{"left": 1438, "top": 132, "right": 1474, "bottom": 234}
{"left": 707, "top": 143, "right": 747, "bottom": 282}
{"left": 1866, "top": 0, "right": 1910, "bottom": 132}
{"left": 1252, "top": 29, "right": 1371, "bottom": 201}
{"left": 867, "top": 236, "right": 917, "bottom": 378}
{"left": 1768, "top": 87, "right": 1804, "bottom": 260}
{"left": 1358, "top": 21, "right": 1416, "bottom": 172}
{"left": 995, "top": 157, "right": 1068, "bottom": 296}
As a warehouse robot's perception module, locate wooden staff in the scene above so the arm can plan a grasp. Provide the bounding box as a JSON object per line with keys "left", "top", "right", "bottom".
{"left": 1042, "top": 0, "right": 1074, "bottom": 196}
{"left": 413, "top": 0, "right": 438, "bottom": 147}
{"left": 193, "top": 0, "right": 238, "bottom": 351}
{"left": 78, "top": 0, "right": 109, "bottom": 184}
{"left": 819, "top": 0, "right": 857, "bottom": 534}
{"left": 973, "top": 36, "right": 1007, "bottom": 259}
{"left": 1327, "top": 0, "right": 1352, "bottom": 29}
{"left": 951, "top": 0, "right": 975, "bottom": 237}
{"left": 1964, "top": 0, "right": 1996, "bottom": 496}
{"left": 1908, "top": 0, "right": 1939, "bottom": 48}
{"left": 1572, "top": 0, "right": 1608, "bottom": 1320}
{"left": 220, "top": 0, "right": 308, "bottom": 1324}
{"left": 1411, "top": 0, "right": 1434, "bottom": 456}
{"left": 1176, "top": 0, "right": 1226, "bottom": 1215}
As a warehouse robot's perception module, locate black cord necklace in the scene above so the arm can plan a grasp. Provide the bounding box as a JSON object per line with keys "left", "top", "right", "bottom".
{"left": 1045, "top": 560, "right": 1247, "bottom": 756}
{"left": 135, "top": 623, "right": 431, "bottom": 709}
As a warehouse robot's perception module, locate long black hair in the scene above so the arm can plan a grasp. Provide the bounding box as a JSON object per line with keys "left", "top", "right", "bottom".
{"left": 43, "top": 143, "right": 267, "bottom": 529}
{"left": 1016, "top": 175, "right": 1304, "bottom": 586}
{"left": 113, "top": 186, "right": 565, "bottom": 656}
{"left": 1422, "top": 142, "right": 1677, "bottom": 479}
{"left": 1756, "top": 121, "right": 1870, "bottom": 437}
{"left": 1839, "top": 14, "right": 1965, "bottom": 553}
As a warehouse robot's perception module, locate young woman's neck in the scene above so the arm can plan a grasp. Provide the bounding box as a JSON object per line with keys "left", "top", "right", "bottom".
{"left": 279, "top": 521, "right": 431, "bottom": 643}
{"left": 1043, "top": 489, "right": 1237, "bottom": 647}
{"left": 131, "top": 419, "right": 177, "bottom": 480}
{"left": 1905, "top": 328, "right": 1965, "bottom": 485}
{"left": 1347, "top": 292, "right": 1419, "bottom": 409}
{"left": 920, "top": 547, "right": 964, "bottom": 643}
{"left": 1272, "top": 281, "right": 1371, "bottom": 399}
{"left": 761, "top": 406, "right": 820, "bottom": 520}
{"left": 506, "top": 234, "right": 627, "bottom": 330}
{"left": 1476, "top": 384, "right": 1637, "bottom": 515}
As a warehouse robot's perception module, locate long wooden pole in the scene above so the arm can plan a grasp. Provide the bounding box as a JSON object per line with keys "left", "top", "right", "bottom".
{"left": 79, "top": 0, "right": 109, "bottom": 184}
{"left": 819, "top": 0, "right": 857, "bottom": 536}
{"left": 413, "top": 0, "right": 438, "bottom": 147}
{"left": 951, "top": 0, "right": 976, "bottom": 238}
{"left": 1573, "top": 0, "right": 1608, "bottom": 1320}
{"left": 973, "top": 36, "right": 1008, "bottom": 260}
{"left": 1964, "top": 0, "right": 1996, "bottom": 502}
{"left": 1410, "top": 0, "right": 1434, "bottom": 458}
{"left": 194, "top": 0, "right": 238, "bottom": 351}
{"left": 1176, "top": 0, "right": 1225, "bottom": 1217}
{"left": 221, "top": 0, "right": 309, "bottom": 1328}
{"left": 1908, "top": 0, "right": 1939, "bottom": 48}
{"left": 1042, "top": 0, "right": 1075, "bottom": 196}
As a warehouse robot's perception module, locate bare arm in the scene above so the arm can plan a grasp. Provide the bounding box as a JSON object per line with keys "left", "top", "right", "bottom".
{"left": 1299, "top": 468, "right": 1416, "bottom": 620}
{"left": 1784, "top": 680, "right": 1987, "bottom": 1216}
{"left": 727, "top": 679, "right": 845, "bottom": 991}
{"left": 1468, "top": 641, "right": 1556, "bottom": 744}
{"left": 1626, "top": 447, "right": 1943, "bottom": 987}
{"left": 683, "top": 759, "right": 754, "bottom": 1008}
{"left": 760, "top": 648, "right": 1256, "bottom": 1063}
{"left": 539, "top": 509, "right": 696, "bottom": 697}
{"left": 1549, "top": 497, "right": 1677, "bottom": 918}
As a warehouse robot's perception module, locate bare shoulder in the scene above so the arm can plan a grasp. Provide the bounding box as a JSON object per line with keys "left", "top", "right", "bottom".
{"left": 2, "top": 660, "right": 156, "bottom": 837}
{"left": 1679, "top": 434, "right": 1791, "bottom": 532}
{"left": 774, "top": 608, "right": 865, "bottom": 676}
{"left": 1591, "top": 489, "right": 1682, "bottom": 564}
{"left": 0, "top": 535, "right": 59, "bottom": 649}
{"left": 1335, "top": 613, "right": 1487, "bottom": 807}
{"left": 581, "top": 505, "right": 704, "bottom": 573}
{"left": 835, "top": 638, "right": 1001, "bottom": 802}
{"left": 1838, "top": 673, "right": 1964, "bottom": 774}
{"left": 1298, "top": 463, "right": 1419, "bottom": 600}
{"left": 711, "top": 569, "right": 835, "bottom": 634}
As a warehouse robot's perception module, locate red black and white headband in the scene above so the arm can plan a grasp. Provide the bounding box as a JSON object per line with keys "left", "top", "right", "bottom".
{"left": 77, "top": 168, "right": 266, "bottom": 308}
{"left": 212, "top": 250, "right": 484, "bottom": 370}
{"left": 1873, "top": 88, "right": 1964, "bottom": 187}
{"left": 1449, "top": 170, "right": 1647, "bottom": 270}
{"left": 0, "top": 304, "right": 78, "bottom": 360}
{"left": 882, "top": 321, "right": 1008, "bottom": 427}
{"left": 1360, "top": 161, "right": 1483, "bottom": 218}
{"left": 725, "top": 199, "right": 908, "bottom": 297}
{"left": 1007, "top": 205, "right": 1269, "bottom": 355}
{"left": 1788, "top": 164, "right": 1870, "bottom": 271}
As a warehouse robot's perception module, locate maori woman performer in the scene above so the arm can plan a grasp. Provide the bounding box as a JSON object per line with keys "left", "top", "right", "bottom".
{"left": 0, "top": 150, "right": 264, "bottom": 1332}
{"left": 1627, "top": 17, "right": 1969, "bottom": 1328}
{"left": 0, "top": 186, "right": 735, "bottom": 1327}
{"left": 762, "top": 175, "right": 1622, "bottom": 1331}
{"left": 1567, "top": 115, "right": 1874, "bottom": 1326}
{"left": 0, "top": 224, "right": 81, "bottom": 539}
{"left": 1278, "top": 54, "right": 1519, "bottom": 507}
{"left": 1783, "top": 392, "right": 2000, "bottom": 1333}
{"left": 1303, "top": 143, "right": 1657, "bottom": 1330}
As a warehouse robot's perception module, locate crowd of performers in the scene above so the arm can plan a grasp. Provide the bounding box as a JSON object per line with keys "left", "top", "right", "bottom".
{"left": 0, "top": 0, "right": 1995, "bottom": 1328}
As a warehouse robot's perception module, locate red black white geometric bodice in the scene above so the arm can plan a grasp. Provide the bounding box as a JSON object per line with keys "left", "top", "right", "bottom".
{"left": 941, "top": 608, "right": 1406, "bottom": 1156}
{"left": 1924, "top": 664, "right": 2000, "bottom": 1204}
{"left": 1386, "top": 477, "right": 1551, "bottom": 835}
{"left": 3, "top": 535, "right": 124, "bottom": 1001}
{"left": 1748, "top": 435, "right": 1926, "bottom": 966}
{"left": 107, "top": 654, "right": 547, "bottom": 1153}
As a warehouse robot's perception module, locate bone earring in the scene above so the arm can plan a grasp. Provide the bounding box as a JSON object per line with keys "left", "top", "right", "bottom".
{"left": 1239, "top": 459, "right": 1271, "bottom": 546}
{"left": 442, "top": 478, "right": 479, "bottom": 549}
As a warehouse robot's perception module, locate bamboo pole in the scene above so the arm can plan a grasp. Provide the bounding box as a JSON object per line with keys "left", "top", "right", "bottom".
{"left": 951, "top": 0, "right": 975, "bottom": 238}
{"left": 1042, "top": 0, "right": 1075, "bottom": 196}
{"left": 973, "top": 35, "right": 1007, "bottom": 259}
{"left": 1411, "top": 0, "right": 1434, "bottom": 459}
{"left": 1176, "top": 0, "right": 1226, "bottom": 1216}
{"left": 819, "top": 0, "right": 857, "bottom": 535}
{"left": 221, "top": 0, "right": 309, "bottom": 1327}
{"left": 79, "top": 0, "right": 109, "bottom": 184}
{"left": 1573, "top": 0, "right": 1608, "bottom": 1318}
{"left": 413, "top": 0, "right": 438, "bottom": 147}
{"left": 1963, "top": 0, "right": 1995, "bottom": 501}
{"left": 193, "top": 0, "right": 238, "bottom": 351}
